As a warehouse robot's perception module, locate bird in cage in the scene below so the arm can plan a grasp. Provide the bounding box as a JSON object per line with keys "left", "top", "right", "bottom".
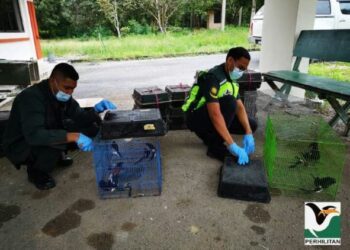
{"left": 300, "top": 175, "right": 336, "bottom": 193}
{"left": 289, "top": 142, "right": 321, "bottom": 168}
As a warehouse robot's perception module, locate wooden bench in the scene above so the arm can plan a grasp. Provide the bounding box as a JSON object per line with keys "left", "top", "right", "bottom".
{"left": 263, "top": 29, "right": 350, "bottom": 136}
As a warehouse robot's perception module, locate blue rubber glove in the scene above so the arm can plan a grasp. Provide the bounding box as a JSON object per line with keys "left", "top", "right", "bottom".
{"left": 227, "top": 143, "right": 249, "bottom": 165}
{"left": 77, "top": 133, "right": 93, "bottom": 151}
{"left": 94, "top": 99, "right": 117, "bottom": 113}
{"left": 243, "top": 134, "right": 255, "bottom": 155}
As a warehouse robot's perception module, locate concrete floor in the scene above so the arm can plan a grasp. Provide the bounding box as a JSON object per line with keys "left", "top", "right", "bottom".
{"left": 0, "top": 93, "right": 349, "bottom": 250}
{"left": 0, "top": 55, "right": 349, "bottom": 249}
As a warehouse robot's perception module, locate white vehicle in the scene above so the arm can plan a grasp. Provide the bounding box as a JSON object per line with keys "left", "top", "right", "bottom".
{"left": 249, "top": 0, "right": 350, "bottom": 44}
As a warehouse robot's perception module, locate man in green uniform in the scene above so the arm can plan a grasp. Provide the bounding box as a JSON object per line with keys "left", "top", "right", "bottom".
{"left": 182, "top": 47, "right": 257, "bottom": 165}
{"left": 3, "top": 63, "right": 116, "bottom": 190}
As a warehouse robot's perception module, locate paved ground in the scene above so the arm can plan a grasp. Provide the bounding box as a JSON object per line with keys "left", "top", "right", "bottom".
{"left": 71, "top": 53, "right": 259, "bottom": 109}
{"left": 0, "top": 55, "right": 349, "bottom": 250}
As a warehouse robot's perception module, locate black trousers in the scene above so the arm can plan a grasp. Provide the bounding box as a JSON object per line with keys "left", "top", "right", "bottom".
{"left": 24, "top": 123, "right": 99, "bottom": 174}
{"left": 186, "top": 96, "right": 257, "bottom": 158}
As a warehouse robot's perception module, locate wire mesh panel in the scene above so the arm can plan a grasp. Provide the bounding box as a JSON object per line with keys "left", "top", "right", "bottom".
{"left": 93, "top": 137, "right": 162, "bottom": 199}
{"left": 264, "top": 113, "right": 346, "bottom": 200}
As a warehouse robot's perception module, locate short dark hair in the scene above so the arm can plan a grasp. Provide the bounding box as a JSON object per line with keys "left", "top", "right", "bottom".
{"left": 226, "top": 47, "right": 251, "bottom": 61}
{"left": 50, "top": 63, "right": 79, "bottom": 81}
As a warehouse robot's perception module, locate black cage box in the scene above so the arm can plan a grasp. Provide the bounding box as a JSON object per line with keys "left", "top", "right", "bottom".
{"left": 132, "top": 86, "right": 170, "bottom": 120}
{"left": 100, "top": 109, "right": 167, "bottom": 139}
{"left": 165, "top": 84, "right": 191, "bottom": 102}
{"left": 133, "top": 86, "right": 170, "bottom": 105}
{"left": 237, "top": 70, "right": 262, "bottom": 92}
{"left": 218, "top": 157, "right": 271, "bottom": 203}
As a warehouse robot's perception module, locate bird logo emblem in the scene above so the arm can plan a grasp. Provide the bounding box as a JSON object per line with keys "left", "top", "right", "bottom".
{"left": 305, "top": 202, "right": 341, "bottom": 238}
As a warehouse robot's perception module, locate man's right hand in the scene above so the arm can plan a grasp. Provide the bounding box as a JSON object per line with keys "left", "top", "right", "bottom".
{"left": 76, "top": 133, "right": 93, "bottom": 151}
{"left": 227, "top": 143, "right": 249, "bottom": 165}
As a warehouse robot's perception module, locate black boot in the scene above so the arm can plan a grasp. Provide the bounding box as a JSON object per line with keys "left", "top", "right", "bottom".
{"left": 27, "top": 166, "right": 56, "bottom": 190}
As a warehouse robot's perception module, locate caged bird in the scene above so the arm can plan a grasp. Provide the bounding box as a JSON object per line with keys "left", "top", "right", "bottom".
{"left": 300, "top": 175, "right": 336, "bottom": 193}
{"left": 289, "top": 142, "right": 321, "bottom": 168}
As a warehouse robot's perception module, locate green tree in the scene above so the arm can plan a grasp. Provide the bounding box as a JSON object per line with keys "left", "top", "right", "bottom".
{"left": 138, "top": 0, "right": 185, "bottom": 33}
{"left": 63, "top": 0, "right": 107, "bottom": 37}
{"left": 97, "top": 0, "right": 136, "bottom": 37}
{"left": 35, "top": 0, "right": 70, "bottom": 38}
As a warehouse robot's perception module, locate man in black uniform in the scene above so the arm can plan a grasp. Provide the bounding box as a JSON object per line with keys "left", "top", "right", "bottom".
{"left": 3, "top": 63, "right": 116, "bottom": 190}
{"left": 182, "top": 47, "right": 257, "bottom": 165}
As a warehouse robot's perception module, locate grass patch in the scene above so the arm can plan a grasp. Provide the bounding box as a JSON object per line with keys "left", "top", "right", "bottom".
{"left": 307, "top": 62, "right": 350, "bottom": 112}
{"left": 308, "top": 62, "right": 350, "bottom": 82}
{"left": 41, "top": 26, "right": 251, "bottom": 61}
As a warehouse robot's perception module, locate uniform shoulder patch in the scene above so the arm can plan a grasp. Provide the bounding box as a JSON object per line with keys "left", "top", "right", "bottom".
{"left": 210, "top": 87, "right": 218, "bottom": 98}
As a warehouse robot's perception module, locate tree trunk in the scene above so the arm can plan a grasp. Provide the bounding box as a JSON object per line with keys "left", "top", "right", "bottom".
{"left": 155, "top": 0, "right": 164, "bottom": 33}
{"left": 115, "top": 13, "right": 121, "bottom": 38}
{"left": 221, "top": 0, "right": 226, "bottom": 31}
{"left": 250, "top": 0, "right": 256, "bottom": 23}
{"left": 113, "top": 0, "right": 121, "bottom": 38}
{"left": 238, "top": 7, "right": 243, "bottom": 26}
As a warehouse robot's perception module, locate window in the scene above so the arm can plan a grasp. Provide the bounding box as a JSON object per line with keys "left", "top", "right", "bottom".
{"left": 0, "top": 0, "right": 24, "bottom": 32}
{"left": 214, "top": 10, "right": 221, "bottom": 24}
{"left": 339, "top": 1, "right": 350, "bottom": 15}
{"left": 316, "top": 0, "right": 331, "bottom": 15}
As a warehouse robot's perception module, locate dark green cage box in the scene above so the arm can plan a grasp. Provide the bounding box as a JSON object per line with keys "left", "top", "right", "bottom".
{"left": 133, "top": 102, "right": 168, "bottom": 122}
{"left": 165, "top": 84, "right": 191, "bottom": 102}
{"left": 166, "top": 105, "right": 187, "bottom": 130}
{"left": 101, "top": 109, "right": 167, "bottom": 139}
{"left": 264, "top": 113, "right": 346, "bottom": 200}
{"left": 237, "top": 70, "right": 261, "bottom": 119}
{"left": 218, "top": 157, "right": 271, "bottom": 203}
{"left": 133, "top": 86, "right": 170, "bottom": 105}
{"left": 237, "top": 70, "right": 262, "bottom": 91}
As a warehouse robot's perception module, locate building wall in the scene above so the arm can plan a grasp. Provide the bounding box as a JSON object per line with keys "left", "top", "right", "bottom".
{"left": 259, "top": 0, "right": 317, "bottom": 97}
{"left": 207, "top": 11, "right": 221, "bottom": 29}
{"left": 0, "top": 0, "right": 37, "bottom": 61}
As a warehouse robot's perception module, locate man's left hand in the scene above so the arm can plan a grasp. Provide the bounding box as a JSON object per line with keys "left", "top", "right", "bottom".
{"left": 243, "top": 134, "right": 255, "bottom": 155}
{"left": 94, "top": 99, "right": 117, "bottom": 113}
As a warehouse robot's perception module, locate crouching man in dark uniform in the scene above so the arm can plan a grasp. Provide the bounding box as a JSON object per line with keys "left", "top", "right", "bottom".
{"left": 182, "top": 47, "right": 257, "bottom": 165}
{"left": 3, "top": 63, "right": 116, "bottom": 190}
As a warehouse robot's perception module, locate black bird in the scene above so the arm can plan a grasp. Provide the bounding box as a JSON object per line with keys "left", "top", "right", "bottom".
{"left": 111, "top": 142, "right": 122, "bottom": 158}
{"left": 134, "top": 143, "right": 156, "bottom": 164}
{"left": 289, "top": 142, "right": 320, "bottom": 168}
{"left": 313, "top": 176, "right": 336, "bottom": 193}
{"left": 300, "top": 175, "right": 336, "bottom": 193}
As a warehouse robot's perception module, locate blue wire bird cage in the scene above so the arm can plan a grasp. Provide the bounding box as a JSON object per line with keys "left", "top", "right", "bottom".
{"left": 93, "top": 137, "right": 162, "bottom": 199}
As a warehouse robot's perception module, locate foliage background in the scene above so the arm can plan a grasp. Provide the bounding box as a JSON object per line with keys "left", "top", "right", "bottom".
{"left": 34, "top": 0, "right": 264, "bottom": 38}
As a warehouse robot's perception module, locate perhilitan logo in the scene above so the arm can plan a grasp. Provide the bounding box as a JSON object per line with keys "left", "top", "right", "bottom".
{"left": 304, "top": 202, "right": 341, "bottom": 245}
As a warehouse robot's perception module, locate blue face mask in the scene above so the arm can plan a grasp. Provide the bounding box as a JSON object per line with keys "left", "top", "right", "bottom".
{"left": 56, "top": 90, "right": 71, "bottom": 102}
{"left": 55, "top": 80, "right": 71, "bottom": 102}
{"left": 230, "top": 67, "right": 244, "bottom": 80}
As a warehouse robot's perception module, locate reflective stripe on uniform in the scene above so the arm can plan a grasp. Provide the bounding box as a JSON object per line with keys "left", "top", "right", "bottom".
{"left": 182, "top": 80, "right": 239, "bottom": 112}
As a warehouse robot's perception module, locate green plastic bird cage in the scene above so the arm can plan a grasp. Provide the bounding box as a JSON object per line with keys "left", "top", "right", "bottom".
{"left": 264, "top": 113, "right": 346, "bottom": 200}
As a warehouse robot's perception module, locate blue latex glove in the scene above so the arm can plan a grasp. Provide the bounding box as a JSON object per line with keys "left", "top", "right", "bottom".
{"left": 77, "top": 133, "right": 93, "bottom": 151}
{"left": 227, "top": 143, "right": 249, "bottom": 165}
{"left": 243, "top": 134, "right": 255, "bottom": 155}
{"left": 94, "top": 99, "right": 117, "bottom": 113}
